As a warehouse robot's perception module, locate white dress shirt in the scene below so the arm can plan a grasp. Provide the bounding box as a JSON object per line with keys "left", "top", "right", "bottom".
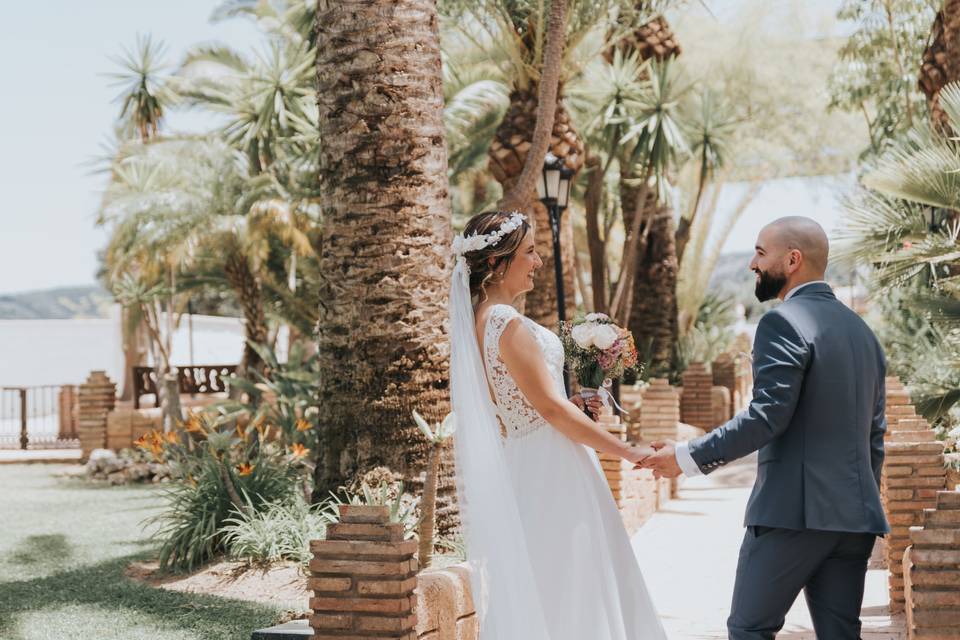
{"left": 673, "top": 280, "right": 827, "bottom": 476}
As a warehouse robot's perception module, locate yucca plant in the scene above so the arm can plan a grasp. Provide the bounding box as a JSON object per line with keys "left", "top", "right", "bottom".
{"left": 221, "top": 492, "right": 329, "bottom": 565}
{"left": 411, "top": 410, "right": 456, "bottom": 568}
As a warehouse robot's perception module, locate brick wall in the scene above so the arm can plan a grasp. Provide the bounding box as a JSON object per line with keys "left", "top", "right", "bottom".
{"left": 630, "top": 378, "right": 679, "bottom": 444}
{"left": 680, "top": 363, "right": 715, "bottom": 430}
{"left": 903, "top": 490, "right": 960, "bottom": 639}
{"left": 77, "top": 371, "right": 116, "bottom": 459}
{"left": 882, "top": 376, "right": 948, "bottom": 613}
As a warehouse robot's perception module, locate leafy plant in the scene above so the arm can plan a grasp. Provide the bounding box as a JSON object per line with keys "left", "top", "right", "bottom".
{"left": 139, "top": 412, "right": 309, "bottom": 571}
{"left": 323, "top": 467, "right": 419, "bottom": 540}
{"left": 222, "top": 493, "right": 329, "bottom": 565}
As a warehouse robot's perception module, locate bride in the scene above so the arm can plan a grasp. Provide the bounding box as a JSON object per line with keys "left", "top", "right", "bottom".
{"left": 448, "top": 210, "right": 667, "bottom": 640}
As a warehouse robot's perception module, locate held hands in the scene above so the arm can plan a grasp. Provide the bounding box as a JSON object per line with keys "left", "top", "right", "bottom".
{"left": 634, "top": 440, "right": 682, "bottom": 479}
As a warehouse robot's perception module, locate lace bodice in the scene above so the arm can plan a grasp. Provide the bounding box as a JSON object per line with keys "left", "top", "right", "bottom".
{"left": 481, "top": 304, "right": 566, "bottom": 439}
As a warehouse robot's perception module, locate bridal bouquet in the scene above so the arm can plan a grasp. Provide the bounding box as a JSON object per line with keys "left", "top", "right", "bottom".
{"left": 559, "top": 313, "right": 642, "bottom": 410}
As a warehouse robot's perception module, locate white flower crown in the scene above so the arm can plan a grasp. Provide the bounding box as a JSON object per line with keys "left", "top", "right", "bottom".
{"left": 452, "top": 211, "right": 527, "bottom": 258}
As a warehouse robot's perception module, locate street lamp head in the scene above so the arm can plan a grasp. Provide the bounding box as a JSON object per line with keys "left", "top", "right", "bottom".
{"left": 538, "top": 152, "right": 574, "bottom": 210}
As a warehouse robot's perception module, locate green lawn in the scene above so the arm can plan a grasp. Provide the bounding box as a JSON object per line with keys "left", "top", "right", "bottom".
{"left": 0, "top": 464, "right": 280, "bottom": 640}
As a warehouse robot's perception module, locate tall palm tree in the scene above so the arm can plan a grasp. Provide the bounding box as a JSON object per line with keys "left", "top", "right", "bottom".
{"left": 442, "top": 0, "right": 648, "bottom": 327}
{"left": 102, "top": 36, "right": 176, "bottom": 401}
{"left": 312, "top": 0, "right": 453, "bottom": 501}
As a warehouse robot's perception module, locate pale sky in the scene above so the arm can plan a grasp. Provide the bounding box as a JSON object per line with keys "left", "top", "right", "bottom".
{"left": 0, "top": 1, "right": 260, "bottom": 295}
{"left": 0, "top": 0, "right": 847, "bottom": 296}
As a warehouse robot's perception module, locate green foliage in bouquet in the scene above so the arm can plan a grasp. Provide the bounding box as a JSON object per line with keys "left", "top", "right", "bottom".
{"left": 559, "top": 313, "right": 643, "bottom": 388}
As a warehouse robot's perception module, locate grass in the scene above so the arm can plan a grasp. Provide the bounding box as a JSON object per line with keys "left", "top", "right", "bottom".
{"left": 0, "top": 464, "right": 281, "bottom": 639}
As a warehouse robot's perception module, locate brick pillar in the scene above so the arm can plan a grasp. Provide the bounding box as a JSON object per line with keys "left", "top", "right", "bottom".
{"left": 597, "top": 407, "right": 626, "bottom": 507}
{"left": 680, "top": 363, "right": 715, "bottom": 431}
{"left": 309, "top": 505, "right": 417, "bottom": 639}
{"left": 882, "top": 387, "right": 947, "bottom": 613}
{"left": 57, "top": 385, "right": 77, "bottom": 439}
{"left": 635, "top": 378, "right": 680, "bottom": 444}
{"left": 712, "top": 353, "right": 736, "bottom": 418}
{"left": 711, "top": 386, "right": 731, "bottom": 424}
{"left": 903, "top": 490, "right": 960, "bottom": 639}
{"left": 885, "top": 377, "right": 916, "bottom": 438}
{"left": 77, "top": 371, "right": 116, "bottom": 459}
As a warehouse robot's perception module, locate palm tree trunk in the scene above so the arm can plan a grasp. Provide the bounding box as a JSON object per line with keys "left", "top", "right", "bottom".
{"left": 920, "top": 0, "right": 960, "bottom": 131}
{"left": 629, "top": 201, "right": 679, "bottom": 375}
{"left": 499, "top": 0, "right": 568, "bottom": 212}
{"left": 224, "top": 253, "right": 268, "bottom": 379}
{"left": 584, "top": 154, "right": 608, "bottom": 314}
{"left": 313, "top": 0, "right": 453, "bottom": 517}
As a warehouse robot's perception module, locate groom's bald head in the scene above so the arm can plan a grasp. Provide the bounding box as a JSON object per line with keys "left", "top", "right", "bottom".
{"left": 763, "top": 216, "right": 829, "bottom": 276}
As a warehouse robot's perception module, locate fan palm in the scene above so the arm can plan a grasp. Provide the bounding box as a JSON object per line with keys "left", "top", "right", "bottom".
{"left": 836, "top": 81, "right": 960, "bottom": 419}
{"left": 441, "top": 0, "right": 657, "bottom": 327}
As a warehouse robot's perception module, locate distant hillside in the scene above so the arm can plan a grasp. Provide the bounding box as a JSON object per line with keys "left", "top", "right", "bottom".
{"left": 0, "top": 286, "right": 112, "bottom": 319}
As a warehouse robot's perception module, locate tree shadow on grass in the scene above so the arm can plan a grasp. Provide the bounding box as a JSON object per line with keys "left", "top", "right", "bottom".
{"left": 7, "top": 534, "right": 73, "bottom": 571}
{"left": 0, "top": 554, "right": 279, "bottom": 640}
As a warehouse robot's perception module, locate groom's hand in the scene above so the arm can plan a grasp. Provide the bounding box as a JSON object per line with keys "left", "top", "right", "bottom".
{"left": 635, "top": 440, "right": 682, "bottom": 479}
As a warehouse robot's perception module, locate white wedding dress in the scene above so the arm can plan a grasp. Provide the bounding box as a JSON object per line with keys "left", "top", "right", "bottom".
{"left": 477, "top": 303, "right": 667, "bottom": 640}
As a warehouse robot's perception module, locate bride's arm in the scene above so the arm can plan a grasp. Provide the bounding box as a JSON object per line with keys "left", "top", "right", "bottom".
{"left": 498, "top": 318, "right": 651, "bottom": 463}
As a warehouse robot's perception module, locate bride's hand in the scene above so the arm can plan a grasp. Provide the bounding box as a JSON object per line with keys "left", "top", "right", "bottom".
{"left": 569, "top": 393, "right": 603, "bottom": 420}
{"left": 623, "top": 445, "right": 655, "bottom": 466}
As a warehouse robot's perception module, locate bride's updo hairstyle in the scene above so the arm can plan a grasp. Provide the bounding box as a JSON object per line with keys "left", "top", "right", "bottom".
{"left": 461, "top": 210, "right": 531, "bottom": 303}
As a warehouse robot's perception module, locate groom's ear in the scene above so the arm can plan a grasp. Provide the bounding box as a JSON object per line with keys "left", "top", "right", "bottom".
{"left": 786, "top": 248, "right": 803, "bottom": 273}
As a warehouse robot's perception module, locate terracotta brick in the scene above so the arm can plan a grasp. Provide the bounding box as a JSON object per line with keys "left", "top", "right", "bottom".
{"left": 327, "top": 522, "right": 405, "bottom": 542}
{"left": 310, "top": 558, "right": 416, "bottom": 577}
{"left": 887, "top": 466, "right": 915, "bottom": 477}
{"left": 910, "top": 527, "right": 960, "bottom": 546}
{"left": 911, "top": 549, "right": 960, "bottom": 568}
{"left": 356, "top": 577, "right": 417, "bottom": 596}
{"left": 309, "top": 613, "right": 353, "bottom": 631}
{"left": 923, "top": 509, "right": 960, "bottom": 527}
{"left": 918, "top": 466, "right": 948, "bottom": 477}
{"left": 910, "top": 569, "right": 960, "bottom": 587}
{"left": 353, "top": 613, "right": 417, "bottom": 633}
{"left": 310, "top": 539, "right": 417, "bottom": 558}
{"left": 936, "top": 491, "right": 960, "bottom": 508}
{"left": 887, "top": 442, "right": 946, "bottom": 455}
{"left": 913, "top": 608, "right": 960, "bottom": 627}
{"left": 887, "top": 500, "right": 938, "bottom": 512}
{"left": 911, "top": 590, "right": 960, "bottom": 607}
{"left": 310, "top": 595, "right": 413, "bottom": 614}
{"left": 309, "top": 577, "right": 353, "bottom": 593}
{"left": 338, "top": 504, "right": 390, "bottom": 524}
{"left": 886, "top": 476, "right": 949, "bottom": 489}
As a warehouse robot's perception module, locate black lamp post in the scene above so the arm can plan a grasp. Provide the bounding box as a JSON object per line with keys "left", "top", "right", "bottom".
{"left": 537, "top": 152, "right": 575, "bottom": 396}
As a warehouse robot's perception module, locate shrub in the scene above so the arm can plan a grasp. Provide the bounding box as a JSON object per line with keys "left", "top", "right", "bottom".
{"left": 222, "top": 493, "right": 329, "bottom": 565}
{"left": 138, "top": 412, "right": 311, "bottom": 572}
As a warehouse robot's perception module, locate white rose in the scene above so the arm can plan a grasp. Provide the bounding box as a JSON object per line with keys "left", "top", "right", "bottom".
{"left": 571, "top": 323, "right": 596, "bottom": 349}
{"left": 592, "top": 324, "right": 619, "bottom": 350}
{"left": 585, "top": 312, "right": 610, "bottom": 323}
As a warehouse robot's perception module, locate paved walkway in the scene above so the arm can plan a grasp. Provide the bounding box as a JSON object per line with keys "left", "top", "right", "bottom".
{"left": 632, "top": 455, "right": 904, "bottom": 639}
{"left": 0, "top": 448, "right": 81, "bottom": 464}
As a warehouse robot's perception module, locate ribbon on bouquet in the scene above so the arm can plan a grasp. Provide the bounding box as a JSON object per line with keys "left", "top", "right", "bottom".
{"left": 582, "top": 378, "right": 630, "bottom": 418}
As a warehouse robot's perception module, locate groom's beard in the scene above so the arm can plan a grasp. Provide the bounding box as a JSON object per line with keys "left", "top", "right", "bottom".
{"left": 754, "top": 268, "right": 787, "bottom": 302}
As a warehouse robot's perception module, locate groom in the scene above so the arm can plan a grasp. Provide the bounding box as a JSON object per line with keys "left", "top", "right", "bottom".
{"left": 640, "top": 216, "right": 889, "bottom": 639}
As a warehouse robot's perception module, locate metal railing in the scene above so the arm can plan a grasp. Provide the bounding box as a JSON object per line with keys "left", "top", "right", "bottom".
{"left": 0, "top": 385, "right": 78, "bottom": 449}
